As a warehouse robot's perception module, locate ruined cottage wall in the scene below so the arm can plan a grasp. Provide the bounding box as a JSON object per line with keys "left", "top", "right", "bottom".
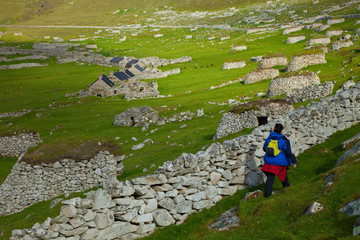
{"left": 0, "top": 152, "right": 123, "bottom": 216}
{"left": 258, "top": 57, "right": 288, "bottom": 69}
{"left": 286, "top": 53, "right": 327, "bottom": 72}
{"left": 0, "top": 132, "right": 42, "bottom": 157}
{"left": 266, "top": 72, "right": 320, "bottom": 97}
{"left": 285, "top": 82, "right": 334, "bottom": 103}
{"left": 11, "top": 82, "right": 360, "bottom": 240}
{"left": 307, "top": 37, "right": 331, "bottom": 46}
{"left": 331, "top": 41, "right": 354, "bottom": 51}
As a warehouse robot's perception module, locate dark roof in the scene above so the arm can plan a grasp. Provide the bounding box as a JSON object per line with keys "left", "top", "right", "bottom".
{"left": 125, "top": 69, "right": 135, "bottom": 77}
{"left": 114, "top": 71, "right": 130, "bottom": 81}
{"left": 134, "top": 64, "right": 144, "bottom": 72}
{"left": 110, "top": 57, "right": 124, "bottom": 63}
{"left": 126, "top": 59, "right": 139, "bottom": 68}
{"left": 101, "top": 74, "right": 115, "bottom": 87}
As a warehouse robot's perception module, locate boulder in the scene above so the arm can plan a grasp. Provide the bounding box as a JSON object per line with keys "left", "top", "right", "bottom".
{"left": 305, "top": 202, "right": 324, "bottom": 215}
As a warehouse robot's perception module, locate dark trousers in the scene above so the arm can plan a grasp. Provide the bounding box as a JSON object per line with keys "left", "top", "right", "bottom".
{"left": 264, "top": 172, "right": 290, "bottom": 198}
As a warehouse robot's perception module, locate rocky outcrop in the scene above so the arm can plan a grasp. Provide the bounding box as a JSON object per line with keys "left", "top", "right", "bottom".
{"left": 286, "top": 53, "right": 327, "bottom": 72}
{"left": 113, "top": 106, "right": 159, "bottom": 127}
{"left": 330, "top": 41, "right": 354, "bottom": 51}
{"left": 0, "top": 132, "right": 42, "bottom": 157}
{"left": 266, "top": 72, "right": 320, "bottom": 98}
{"left": 214, "top": 100, "right": 294, "bottom": 139}
{"left": 222, "top": 61, "right": 246, "bottom": 70}
{"left": 10, "top": 81, "right": 360, "bottom": 240}
{"left": 0, "top": 151, "right": 124, "bottom": 216}
{"left": 286, "top": 36, "right": 306, "bottom": 44}
{"left": 258, "top": 56, "right": 287, "bottom": 69}
{"left": 284, "top": 82, "right": 334, "bottom": 103}
{"left": 307, "top": 37, "right": 331, "bottom": 46}
{"left": 244, "top": 69, "right": 279, "bottom": 84}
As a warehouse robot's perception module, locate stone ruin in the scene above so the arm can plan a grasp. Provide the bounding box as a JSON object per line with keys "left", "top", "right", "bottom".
{"left": 258, "top": 55, "right": 288, "bottom": 69}
{"left": 286, "top": 36, "right": 306, "bottom": 44}
{"left": 266, "top": 71, "right": 320, "bottom": 98}
{"left": 282, "top": 25, "right": 304, "bottom": 35}
{"left": 331, "top": 41, "right": 354, "bottom": 51}
{"left": 286, "top": 52, "right": 327, "bottom": 72}
{"left": 284, "top": 81, "right": 334, "bottom": 103}
{"left": 244, "top": 69, "right": 279, "bottom": 85}
{"left": 113, "top": 106, "right": 159, "bottom": 127}
{"left": 213, "top": 99, "right": 294, "bottom": 139}
{"left": 306, "top": 37, "right": 331, "bottom": 46}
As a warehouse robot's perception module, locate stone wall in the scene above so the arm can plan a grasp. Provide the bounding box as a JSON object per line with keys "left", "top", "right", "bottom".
{"left": 0, "top": 132, "right": 42, "bottom": 157}
{"left": 244, "top": 69, "right": 279, "bottom": 85}
{"left": 326, "top": 30, "right": 343, "bottom": 37}
{"left": 10, "top": 81, "right": 360, "bottom": 240}
{"left": 138, "top": 56, "right": 192, "bottom": 67}
{"left": 282, "top": 25, "right": 304, "bottom": 35}
{"left": 113, "top": 106, "right": 159, "bottom": 127}
{"left": 0, "top": 109, "right": 31, "bottom": 119}
{"left": 284, "top": 82, "right": 334, "bottom": 103}
{"left": 258, "top": 57, "right": 287, "bottom": 69}
{"left": 0, "top": 151, "right": 124, "bottom": 216}
{"left": 0, "top": 63, "right": 48, "bottom": 70}
{"left": 266, "top": 72, "right": 320, "bottom": 98}
{"left": 286, "top": 53, "right": 327, "bottom": 72}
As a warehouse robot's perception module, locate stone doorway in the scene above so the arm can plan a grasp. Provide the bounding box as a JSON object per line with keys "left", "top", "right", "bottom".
{"left": 257, "top": 116, "right": 268, "bottom": 126}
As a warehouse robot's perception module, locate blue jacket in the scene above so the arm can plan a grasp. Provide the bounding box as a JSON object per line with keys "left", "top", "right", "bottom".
{"left": 263, "top": 132, "right": 297, "bottom": 167}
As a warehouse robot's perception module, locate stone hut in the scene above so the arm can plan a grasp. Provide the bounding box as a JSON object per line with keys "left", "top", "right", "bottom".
{"left": 88, "top": 74, "right": 115, "bottom": 98}
{"left": 286, "top": 52, "right": 327, "bottom": 72}
{"left": 222, "top": 61, "right": 246, "bottom": 70}
{"left": 286, "top": 36, "right": 306, "bottom": 44}
{"left": 284, "top": 81, "right": 334, "bottom": 103}
{"left": 113, "top": 106, "right": 159, "bottom": 127}
{"left": 282, "top": 25, "right": 304, "bottom": 35}
{"left": 266, "top": 71, "right": 320, "bottom": 98}
{"left": 330, "top": 41, "right": 354, "bottom": 51}
{"left": 327, "top": 18, "right": 345, "bottom": 25}
{"left": 213, "top": 99, "right": 294, "bottom": 139}
{"left": 244, "top": 69, "right": 279, "bottom": 84}
{"left": 306, "top": 37, "right": 331, "bottom": 46}
{"left": 258, "top": 54, "right": 287, "bottom": 69}
{"left": 326, "top": 30, "right": 343, "bottom": 37}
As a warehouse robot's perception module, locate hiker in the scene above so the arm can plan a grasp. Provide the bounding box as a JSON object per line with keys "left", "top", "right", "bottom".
{"left": 261, "top": 123, "right": 297, "bottom": 198}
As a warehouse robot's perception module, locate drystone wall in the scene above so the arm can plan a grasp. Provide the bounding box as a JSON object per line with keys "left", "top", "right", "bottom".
{"left": 0, "top": 132, "right": 42, "bottom": 157}
{"left": 244, "top": 69, "right": 279, "bottom": 84}
{"left": 222, "top": 61, "right": 246, "bottom": 70}
{"left": 282, "top": 25, "right": 304, "bottom": 35}
{"left": 113, "top": 106, "right": 159, "bottom": 127}
{"left": 284, "top": 82, "right": 334, "bottom": 103}
{"left": 258, "top": 57, "right": 287, "bottom": 69}
{"left": 266, "top": 72, "right": 320, "bottom": 97}
{"left": 0, "top": 63, "right": 48, "bottom": 70}
{"left": 0, "top": 109, "right": 31, "bottom": 119}
{"left": 0, "top": 151, "right": 124, "bottom": 216}
{"left": 10, "top": 81, "right": 360, "bottom": 240}
{"left": 286, "top": 53, "right": 327, "bottom": 72}
{"left": 326, "top": 30, "right": 343, "bottom": 37}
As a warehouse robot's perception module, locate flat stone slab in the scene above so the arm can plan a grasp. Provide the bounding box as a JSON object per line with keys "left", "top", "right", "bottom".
{"left": 207, "top": 207, "right": 239, "bottom": 231}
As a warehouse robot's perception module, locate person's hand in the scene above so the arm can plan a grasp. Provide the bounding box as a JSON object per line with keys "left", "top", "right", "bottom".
{"left": 293, "top": 164, "right": 297, "bottom": 168}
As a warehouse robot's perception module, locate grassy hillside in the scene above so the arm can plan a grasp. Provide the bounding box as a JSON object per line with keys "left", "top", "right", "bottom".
{"left": 0, "top": 0, "right": 360, "bottom": 238}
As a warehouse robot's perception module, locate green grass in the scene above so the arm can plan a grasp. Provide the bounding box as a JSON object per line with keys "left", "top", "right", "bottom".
{"left": 0, "top": 156, "right": 17, "bottom": 185}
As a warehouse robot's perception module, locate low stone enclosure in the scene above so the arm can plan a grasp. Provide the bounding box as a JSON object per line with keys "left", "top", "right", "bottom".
{"left": 10, "top": 81, "right": 360, "bottom": 240}
{"left": 0, "top": 132, "right": 42, "bottom": 157}
{"left": 306, "top": 37, "right": 331, "bottom": 46}
{"left": 284, "top": 81, "right": 334, "bottom": 103}
{"left": 286, "top": 52, "right": 327, "bottom": 72}
{"left": 286, "top": 35, "right": 306, "bottom": 44}
{"left": 266, "top": 71, "right": 320, "bottom": 98}
{"left": 244, "top": 69, "right": 279, "bottom": 84}
{"left": 222, "top": 61, "right": 246, "bottom": 70}
{"left": 258, "top": 55, "right": 288, "bottom": 69}
{"left": 213, "top": 99, "right": 294, "bottom": 139}
{"left": 0, "top": 151, "right": 124, "bottom": 216}
{"left": 331, "top": 41, "right": 354, "bottom": 51}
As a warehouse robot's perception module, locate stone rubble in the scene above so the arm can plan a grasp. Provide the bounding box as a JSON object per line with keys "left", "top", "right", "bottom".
{"left": 0, "top": 109, "right": 31, "bottom": 119}
{"left": 0, "top": 132, "right": 42, "bottom": 157}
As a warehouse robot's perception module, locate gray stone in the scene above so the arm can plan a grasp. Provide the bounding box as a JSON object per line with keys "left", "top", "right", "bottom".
{"left": 94, "top": 212, "right": 114, "bottom": 230}
{"left": 131, "top": 174, "right": 168, "bottom": 185}
{"left": 152, "top": 209, "right": 175, "bottom": 227}
{"left": 305, "top": 202, "right": 324, "bottom": 215}
{"left": 145, "top": 199, "right": 158, "bottom": 213}
{"left": 81, "top": 228, "right": 99, "bottom": 240}
{"left": 96, "top": 222, "right": 136, "bottom": 240}
{"left": 340, "top": 198, "right": 360, "bottom": 216}
{"left": 61, "top": 205, "right": 77, "bottom": 218}
{"left": 158, "top": 198, "right": 176, "bottom": 210}
{"left": 93, "top": 189, "right": 112, "bottom": 210}
{"left": 176, "top": 201, "right": 193, "bottom": 214}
